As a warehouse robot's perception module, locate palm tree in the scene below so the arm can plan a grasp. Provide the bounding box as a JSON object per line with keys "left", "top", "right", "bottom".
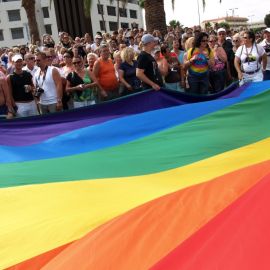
{"left": 21, "top": 0, "right": 40, "bottom": 44}
{"left": 140, "top": 0, "right": 221, "bottom": 35}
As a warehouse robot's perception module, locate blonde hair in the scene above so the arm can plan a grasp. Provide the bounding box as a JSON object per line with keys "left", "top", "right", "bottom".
{"left": 120, "top": 47, "right": 135, "bottom": 62}
{"left": 113, "top": 50, "right": 121, "bottom": 60}
{"left": 87, "top": 52, "right": 98, "bottom": 60}
{"left": 185, "top": 37, "right": 195, "bottom": 51}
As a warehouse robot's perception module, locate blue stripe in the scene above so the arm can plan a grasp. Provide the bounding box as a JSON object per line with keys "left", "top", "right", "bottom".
{"left": 0, "top": 81, "right": 269, "bottom": 164}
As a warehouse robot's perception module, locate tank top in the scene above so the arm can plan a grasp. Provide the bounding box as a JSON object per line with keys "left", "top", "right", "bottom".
{"left": 35, "top": 66, "right": 58, "bottom": 105}
{"left": 98, "top": 58, "right": 119, "bottom": 91}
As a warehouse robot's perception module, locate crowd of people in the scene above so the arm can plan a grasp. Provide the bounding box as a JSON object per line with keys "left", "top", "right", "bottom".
{"left": 0, "top": 24, "right": 269, "bottom": 119}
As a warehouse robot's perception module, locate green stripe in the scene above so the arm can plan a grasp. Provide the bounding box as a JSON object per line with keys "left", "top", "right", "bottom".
{"left": 1, "top": 90, "right": 270, "bottom": 188}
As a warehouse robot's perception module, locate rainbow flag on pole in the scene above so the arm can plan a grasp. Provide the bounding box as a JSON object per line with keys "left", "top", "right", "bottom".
{"left": 1, "top": 81, "right": 270, "bottom": 269}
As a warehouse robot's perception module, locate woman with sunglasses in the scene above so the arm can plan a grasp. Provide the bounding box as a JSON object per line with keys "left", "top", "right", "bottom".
{"left": 184, "top": 32, "right": 214, "bottom": 95}
{"left": 234, "top": 30, "right": 267, "bottom": 83}
{"left": 208, "top": 35, "right": 227, "bottom": 93}
{"left": 66, "top": 56, "right": 98, "bottom": 108}
{"left": 232, "top": 34, "right": 241, "bottom": 53}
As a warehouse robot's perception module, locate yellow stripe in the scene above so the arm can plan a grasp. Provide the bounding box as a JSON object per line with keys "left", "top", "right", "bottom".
{"left": 1, "top": 137, "right": 270, "bottom": 269}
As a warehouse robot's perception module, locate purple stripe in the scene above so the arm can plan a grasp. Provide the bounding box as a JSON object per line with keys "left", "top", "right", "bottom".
{"left": 0, "top": 84, "right": 244, "bottom": 146}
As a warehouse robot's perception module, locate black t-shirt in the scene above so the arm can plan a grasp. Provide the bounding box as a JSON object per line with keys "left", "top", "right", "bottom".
{"left": 137, "top": 51, "right": 163, "bottom": 89}
{"left": 66, "top": 71, "right": 84, "bottom": 98}
{"left": 222, "top": 40, "right": 237, "bottom": 78}
{"left": 10, "top": 71, "right": 34, "bottom": 102}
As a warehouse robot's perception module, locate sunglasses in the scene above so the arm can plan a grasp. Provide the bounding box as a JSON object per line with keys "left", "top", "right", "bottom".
{"left": 209, "top": 40, "right": 215, "bottom": 43}
{"left": 73, "top": 61, "right": 81, "bottom": 65}
{"left": 35, "top": 59, "right": 41, "bottom": 62}
{"left": 233, "top": 39, "right": 239, "bottom": 42}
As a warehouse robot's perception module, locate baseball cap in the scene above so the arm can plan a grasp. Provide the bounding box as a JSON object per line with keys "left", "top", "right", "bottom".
{"left": 153, "top": 46, "right": 161, "bottom": 54}
{"left": 141, "top": 34, "right": 158, "bottom": 45}
{"left": 12, "top": 54, "right": 23, "bottom": 62}
{"left": 264, "top": 28, "right": 270, "bottom": 33}
{"left": 217, "top": 28, "right": 226, "bottom": 34}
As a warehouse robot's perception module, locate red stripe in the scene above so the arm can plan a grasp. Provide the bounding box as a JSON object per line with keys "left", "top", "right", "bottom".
{"left": 151, "top": 172, "right": 270, "bottom": 270}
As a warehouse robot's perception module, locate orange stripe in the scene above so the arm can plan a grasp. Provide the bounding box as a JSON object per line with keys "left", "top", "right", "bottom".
{"left": 6, "top": 243, "right": 71, "bottom": 270}
{"left": 39, "top": 160, "right": 270, "bottom": 270}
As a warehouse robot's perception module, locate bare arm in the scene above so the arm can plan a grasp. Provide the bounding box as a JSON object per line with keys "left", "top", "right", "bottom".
{"left": 92, "top": 60, "right": 107, "bottom": 97}
{"left": 234, "top": 56, "right": 243, "bottom": 80}
{"left": 136, "top": 68, "right": 160, "bottom": 91}
{"left": 52, "top": 68, "right": 63, "bottom": 109}
{"left": 118, "top": 69, "right": 132, "bottom": 90}
{"left": 262, "top": 53, "right": 267, "bottom": 71}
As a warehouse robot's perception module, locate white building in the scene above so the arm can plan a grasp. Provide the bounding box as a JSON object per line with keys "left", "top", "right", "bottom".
{"left": 90, "top": 0, "right": 144, "bottom": 34}
{"left": 0, "top": 0, "right": 58, "bottom": 47}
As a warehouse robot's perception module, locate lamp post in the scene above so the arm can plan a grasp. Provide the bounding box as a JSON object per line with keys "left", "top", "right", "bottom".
{"left": 197, "top": 0, "right": 201, "bottom": 25}
{"left": 248, "top": 14, "right": 255, "bottom": 24}
{"left": 229, "top": 8, "right": 238, "bottom": 17}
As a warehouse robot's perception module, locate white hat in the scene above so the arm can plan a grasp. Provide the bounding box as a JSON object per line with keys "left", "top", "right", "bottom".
{"left": 86, "top": 44, "right": 92, "bottom": 50}
{"left": 141, "top": 34, "right": 159, "bottom": 45}
{"left": 217, "top": 28, "right": 226, "bottom": 34}
{"left": 12, "top": 54, "right": 23, "bottom": 62}
{"left": 264, "top": 28, "right": 270, "bottom": 33}
{"left": 95, "top": 34, "right": 102, "bottom": 39}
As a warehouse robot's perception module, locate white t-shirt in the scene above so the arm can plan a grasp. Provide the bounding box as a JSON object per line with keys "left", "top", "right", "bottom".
{"left": 235, "top": 44, "right": 265, "bottom": 72}
{"left": 260, "top": 39, "right": 270, "bottom": 70}
{"left": 22, "top": 65, "right": 39, "bottom": 78}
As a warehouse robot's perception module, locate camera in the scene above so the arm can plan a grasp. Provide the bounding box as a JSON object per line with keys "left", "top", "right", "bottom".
{"left": 34, "top": 87, "right": 44, "bottom": 98}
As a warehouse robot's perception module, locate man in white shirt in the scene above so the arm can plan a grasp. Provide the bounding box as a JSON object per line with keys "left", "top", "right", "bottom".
{"left": 260, "top": 28, "right": 270, "bottom": 81}
{"left": 34, "top": 52, "right": 63, "bottom": 114}
{"left": 91, "top": 34, "right": 103, "bottom": 52}
{"left": 22, "top": 53, "right": 39, "bottom": 77}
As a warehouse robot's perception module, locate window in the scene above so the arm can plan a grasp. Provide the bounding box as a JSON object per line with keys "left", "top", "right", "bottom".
{"left": 130, "top": 9, "right": 137, "bottom": 19}
{"left": 121, "top": 22, "right": 129, "bottom": 29}
{"left": 119, "top": 8, "right": 127, "bottom": 17}
{"left": 100, "top": 21, "right": 106, "bottom": 31}
{"left": 109, "top": 21, "right": 118, "bottom": 31}
{"left": 97, "top": 4, "right": 104, "bottom": 14}
{"left": 42, "top": 7, "right": 50, "bottom": 18}
{"left": 7, "top": 10, "right": 21, "bottom": 22}
{"left": 0, "top": 30, "right": 4, "bottom": 41}
{"left": 44, "top": 24, "right": 52, "bottom": 35}
{"left": 107, "top": 6, "right": 116, "bottom": 16}
{"left": 131, "top": 22, "right": 138, "bottom": 29}
{"left": 10, "top": 27, "right": 24, "bottom": 39}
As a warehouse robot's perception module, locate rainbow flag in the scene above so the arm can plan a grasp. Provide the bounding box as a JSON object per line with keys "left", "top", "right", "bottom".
{"left": 1, "top": 81, "right": 270, "bottom": 270}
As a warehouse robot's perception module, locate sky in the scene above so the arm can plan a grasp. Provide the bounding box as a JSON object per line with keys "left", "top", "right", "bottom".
{"left": 164, "top": 0, "right": 269, "bottom": 27}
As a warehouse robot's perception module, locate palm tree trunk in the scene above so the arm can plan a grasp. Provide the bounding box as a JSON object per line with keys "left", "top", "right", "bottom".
{"left": 117, "top": 0, "right": 120, "bottom": 30}
{"left": 144, "top": 0, "right": 167, "bottom": 35}
{"left": 21, "top": 0, "right": 40, "bottom": 44}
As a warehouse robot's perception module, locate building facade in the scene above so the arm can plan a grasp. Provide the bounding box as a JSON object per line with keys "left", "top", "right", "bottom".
{"left": 90, "top": 0, "right": 144, "bottom": 35}
{"left": 0, "top": 0, "right": 144, "bottom": 48}
{"left": 202, "top": 16, "right": 249, "bottom": 31}
{"left": 0, "top": 0, "right": 58, "bottom": 47}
